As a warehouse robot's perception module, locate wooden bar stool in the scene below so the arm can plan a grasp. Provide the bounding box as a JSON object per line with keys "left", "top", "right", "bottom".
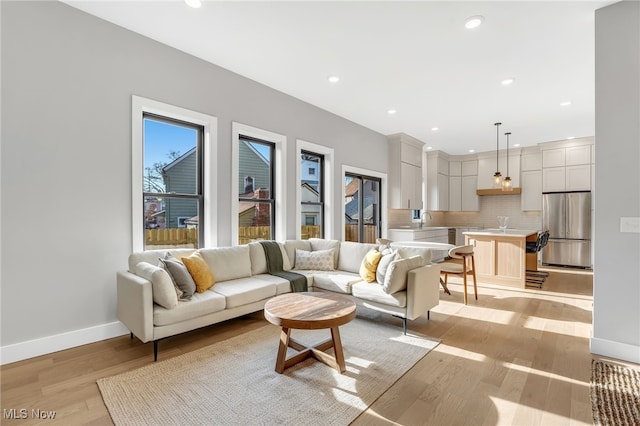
{"left": 439, "top": 245, "right": 478, "bottom": 305}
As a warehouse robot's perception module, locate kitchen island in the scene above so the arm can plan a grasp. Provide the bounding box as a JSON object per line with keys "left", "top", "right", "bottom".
{"left": 463, "top": 229, "right": 539, "bottom": 288}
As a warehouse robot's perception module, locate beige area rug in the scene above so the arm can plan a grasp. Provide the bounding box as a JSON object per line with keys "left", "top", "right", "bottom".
{"left": 591, "top": 359, "right": 640, "bottom": 426}
{"left": 98, "top": 316, "right": 439, "bottom": 426}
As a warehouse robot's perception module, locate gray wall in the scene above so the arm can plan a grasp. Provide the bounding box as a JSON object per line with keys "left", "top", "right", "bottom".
{"left": 1, "top": 2, "right": 388, "bottom": 348}
{"left": 593, "top": 1, "right": 640, "bottom": 362}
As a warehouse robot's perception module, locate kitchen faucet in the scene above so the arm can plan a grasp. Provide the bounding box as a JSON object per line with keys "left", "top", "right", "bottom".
{"left": 420, "top": 211, "right": 432, "bottom": 228}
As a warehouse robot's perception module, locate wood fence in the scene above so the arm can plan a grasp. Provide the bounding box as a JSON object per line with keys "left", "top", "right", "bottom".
{"left": 145, "top": 228, "right": 198, "bottom": 250}
{"left": 145, "top": 224, "right": 377, "bottom": 248}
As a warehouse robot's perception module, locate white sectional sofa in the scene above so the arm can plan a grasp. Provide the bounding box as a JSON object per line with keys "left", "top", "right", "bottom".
{"left": 117, "top": 238, "right": 440, "bottom": 360}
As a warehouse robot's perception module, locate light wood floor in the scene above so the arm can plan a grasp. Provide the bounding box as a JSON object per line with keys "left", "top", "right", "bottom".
{"left": 0, "top": 268, "right": 621, "bottom": 425}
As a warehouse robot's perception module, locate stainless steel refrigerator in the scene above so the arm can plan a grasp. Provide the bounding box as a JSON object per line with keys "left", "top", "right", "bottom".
{"left": 542, "top": 191, "right": 592, "bottom": 268}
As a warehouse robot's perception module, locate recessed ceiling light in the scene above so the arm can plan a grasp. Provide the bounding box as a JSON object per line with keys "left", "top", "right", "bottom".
{"left": 468, "top": 149, "right": 475, "bottom": 153}
{"left": 431, "top": 127, "right": 439, "bottom": 131}
{"left": 560, "top": 101, "right": 572, "bottom": 106}
{"left": 567, "top": 136, "right": 575, "bottom": 140}
{"left": 426, "top": 146, "right": 433, "bottom": 150}
{"left": 464, "top": 15, "right": 484, "bottom": 29}
{"left": 184, "top": 0, "right": 202, "bottom": 8}
{"left": 514, "top": 143, "right": 521, "bottom": 147}
{"left": 501, "top": 78, "right": 515, "bottom": 86}
{"left": 387, "top": 109, "right": 397, "bottom": 115}
{"left": 327, "top": 75, "right": 340, "bottom": 83}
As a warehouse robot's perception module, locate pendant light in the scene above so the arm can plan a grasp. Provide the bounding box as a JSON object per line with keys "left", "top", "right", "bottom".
{"left": 502, "top": 132, "right": 513, "bottom": 191}
{"left": 492, "top": 122, "right": 503, "bottom": 188}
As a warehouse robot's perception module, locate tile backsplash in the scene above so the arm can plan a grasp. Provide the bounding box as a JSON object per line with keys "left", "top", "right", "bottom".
{"left": 388, "top": 194, "right": 542, "bottom": 230}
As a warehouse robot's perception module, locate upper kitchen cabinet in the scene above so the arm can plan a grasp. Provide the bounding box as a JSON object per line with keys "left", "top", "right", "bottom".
{"left": 541, "top": 138, "right": 593, "bottom": 192}
{"left": 426, "top": 151, "right": 449, "bottom": 211}
{"left": 449, "top": 156, "right": 479, "bottom": 211}
{"left": 520, "top": 147, "right": 542, "bottom": 211}
{"left": 388, "top": 133, "right": 424, "bottom": 209}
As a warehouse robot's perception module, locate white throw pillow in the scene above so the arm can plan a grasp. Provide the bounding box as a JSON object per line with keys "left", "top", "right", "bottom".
{"left": 294, "top": 248, "right": 335, "bottom": 271}
{"left": 376, "top": 248, "right": 399, "bottom": 285}
{"left": 382, "top": 255, "right": 423, "bottom": 294}
{"left": 135, "top": 262, "right": 179, "bottom": 309}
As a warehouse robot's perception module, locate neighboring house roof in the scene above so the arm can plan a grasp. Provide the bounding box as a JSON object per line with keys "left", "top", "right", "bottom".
{"left": 301, "top": 182, "right": 319, "bottom": 196}
{"left": 241, "top": 139, "right": 269, "bottom": 166}
{"left": 162, "top": 147, "right": 196, "bottom": 174}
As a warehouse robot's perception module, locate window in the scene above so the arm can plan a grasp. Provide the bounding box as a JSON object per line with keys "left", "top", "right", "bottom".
{"left": 143, "top": 114, "right": 203, "bottom": 249}
{"left": 132, "top": 96, "right": 217, "bottom": 252}
{"left": 237, "top": 137, "right": 275, "bottom": 244}
{"left": 344, "top": 171, "right": 382, "bottom": 243}
{"left": 300, "top": 150, "right": 324, "bottom": 239}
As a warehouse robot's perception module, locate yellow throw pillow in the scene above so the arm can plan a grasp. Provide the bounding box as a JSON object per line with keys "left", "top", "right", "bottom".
{"left": 182, "top": 252, "right": 215, "bottom": 293}
{"left": 359, "top": 248, "right": 382, "bottom": 283}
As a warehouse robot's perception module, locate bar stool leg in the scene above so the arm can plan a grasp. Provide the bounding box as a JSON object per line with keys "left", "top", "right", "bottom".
{"left": 471, "top": 255, "right": 478, "bottom": 300}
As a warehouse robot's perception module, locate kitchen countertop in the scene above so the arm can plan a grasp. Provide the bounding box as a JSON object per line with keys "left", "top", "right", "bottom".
{"left": 462, "top": 229, "right": 538, "bottom": 237}
{"left": 387, "top": 226, "right": 451, "bottom": 231}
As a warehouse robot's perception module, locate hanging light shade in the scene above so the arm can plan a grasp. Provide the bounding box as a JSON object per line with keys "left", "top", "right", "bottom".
{"left": 502, "top": 132, "right": 513, "bottom": 191}
{"left": 493, "top": 122, "right": 503, "bottom": 188}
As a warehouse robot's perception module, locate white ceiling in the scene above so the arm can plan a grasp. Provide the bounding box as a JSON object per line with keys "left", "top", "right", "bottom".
{"left": 64, "top": 0, "right": 612, "bottom": 155}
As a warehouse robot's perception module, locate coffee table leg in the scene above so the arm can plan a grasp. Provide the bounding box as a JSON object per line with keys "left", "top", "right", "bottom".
{"left": 275, "top": 327, "right": 290, "bottom": 373}
{"left": 331, "top": 327, "right": 346, "bottom": 373}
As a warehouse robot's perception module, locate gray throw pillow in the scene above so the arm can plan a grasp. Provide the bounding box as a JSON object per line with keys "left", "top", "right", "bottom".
{"left": 159, "top": 253, "right": 196, "bottom": 300}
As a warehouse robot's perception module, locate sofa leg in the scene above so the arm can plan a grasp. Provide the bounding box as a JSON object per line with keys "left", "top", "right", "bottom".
{"left": 130, "top": 332, "right": 133, "bottom": 340}
{"left": 402, "top": 317, "right": 407, "bottom": 335}
{"left": 428, "top": 311, "right": 430, "bottom": 320}
{"left": 153, "top": 340, "right": 158, "bottom": 362}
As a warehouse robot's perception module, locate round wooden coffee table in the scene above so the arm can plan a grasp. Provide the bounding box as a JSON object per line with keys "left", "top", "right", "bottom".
{"left": 264, "top": 292, "right": 356, "bottom": 374}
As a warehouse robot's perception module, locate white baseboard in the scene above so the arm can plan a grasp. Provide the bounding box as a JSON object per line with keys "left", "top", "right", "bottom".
{"left": 590, "top": 336, "right": 640, "bottom": 364}
{"left": 0, "top": 321, "right": 129, "bottom": 365}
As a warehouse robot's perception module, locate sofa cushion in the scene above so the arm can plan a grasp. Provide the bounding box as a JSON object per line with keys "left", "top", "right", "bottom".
{"left": 128, "top": 248, "right": 195, "bottom": 273}
{"left": 153, "top": 290, "right": 226, "bottom": 326}
{"left": 283, "top": 240, "right": 311, "bottom": 269}
{"left": 182, "top": 251, "right": 215, "bottom": 293}
{"left": 294, "top": 248, "right": 335, "bottom": 271}
{"left": 304, "top": 271, "right": 363, "bottom": 293}
{"left": 309, "top": 238, "right": 340, "bottom": 269}
{"left": 338, "top": 241, "right": 379, "bottom": 273}
{"left": 359, "top": 248, "right": 382, "bottom": 283}
{"left": 135, "top": 262, "right": 179, "bottom": 309}
{"left": 199, "top": 246, "right": 252, "bottom": 282}
{"left": 376, "top": 248, "right": 399, "bottom": 285}
{"left": 158, "top": 254, "right": 196, "bottom": 300}
{"left": 351, "top": 282, "right": 407, "bottom": 308}
{"left": 252, "top": 273, "right": 292, "bottom": 295}
{"left": 383, "top": 255, "right": 424, "bottom": 294}
{"left": 212, "top": 277, "right": 277, "bottom": 309}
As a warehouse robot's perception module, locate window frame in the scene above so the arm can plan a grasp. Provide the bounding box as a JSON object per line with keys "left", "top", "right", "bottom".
{"left": 300, "top": 149, "right": 325, "bottom": 239}
{"left": 341, "top": 165, "right": 388, "bottom": 242}
{"left": 132, "top": 96, "right": 217, "bottom": 252}
{"left": 296, "top": 140, "right": 334, "bottom": 240}
{"left": 231, "top": 122, "right": 286, "bottom": 244}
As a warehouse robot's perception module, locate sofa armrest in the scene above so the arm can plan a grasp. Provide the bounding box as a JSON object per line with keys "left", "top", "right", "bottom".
{"left": 117, "top": 271, "right": 154, "bottom": 342}
{"left": 405, "top": 263, "right": 440, "bottom": 320}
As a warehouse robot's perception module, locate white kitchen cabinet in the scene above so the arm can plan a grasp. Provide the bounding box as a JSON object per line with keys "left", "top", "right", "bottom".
{"left": 449, "top": 176, "right": 462, "bottom": 211}
{"left": 543, "top": 148, "right": 565, "bottom": 168}
{"left": 400, "top": 162, "right": 422, "bottom": 209}
{"left": 521, "top": 170, "right": 542, "bottom": 210}
{"left": 388, "top": 134, "right": 424, "bottom": 209}
{"left": 461, "top": 160, "right": 478, "bottom": 176}
{"left": 387, "top": 227, "right": 451, "bottom": 262}
{"left": 542, "top": 164, "right": 591, "bottom": 192}
{"left": 565, "top": 164, "right": 591, "bottom": 190}
{"left": 449, "top": 161, "right": 461, "bottom": 176}
{"left": 461, "top": 176, "right": 479, "bottom": 211}
{"left": 542, "top": 167, "right": 566, "bottom": 192}
{"left": 426, "top": 151, "right": 449, "bottom": 211}
{"left": 521, "top": 151, "right": 542, "bottom": 171}
{"left": 566, "top": 145, "right": 591, "bottom": 166}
